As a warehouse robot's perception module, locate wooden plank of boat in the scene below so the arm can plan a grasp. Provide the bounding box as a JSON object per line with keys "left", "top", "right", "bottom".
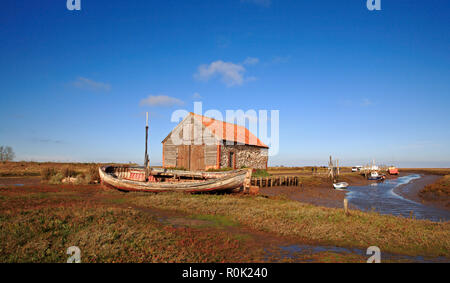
{"left": 99, "top": 166, "right": 251, "bottom": 192}
{"left": 150, "top": 167, "right": 238, "bottom": 179}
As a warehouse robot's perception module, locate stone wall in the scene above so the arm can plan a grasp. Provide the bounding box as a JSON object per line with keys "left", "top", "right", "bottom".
{"left": 220, "top": 144, "right": 268, "bottom": 169}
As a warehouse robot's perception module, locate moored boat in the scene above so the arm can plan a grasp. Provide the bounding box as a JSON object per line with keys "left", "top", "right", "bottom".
{"left": 367, "top": 171, "right": 386, "bottom": 181}
{"left": 388, "top": 166, "right": 399, "bottom": 175}
{"left": 333, "top": 182, "right": 349, "bottom": 190}
{"left": 99, "top": 165, "right": 252, "bottom": 193}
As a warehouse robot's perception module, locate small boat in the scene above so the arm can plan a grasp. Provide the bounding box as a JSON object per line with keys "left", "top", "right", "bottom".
{"left": 368, "top": 171, "right": 386, "bottom": 181}
{"left": 388, "top": 166, "right": 399, "bottom": 175}
{"left": 99, "top": 165, "right": 252, "bottom": 193}
{"left": 333, "top": 182, "right": 349, "bottom": 190}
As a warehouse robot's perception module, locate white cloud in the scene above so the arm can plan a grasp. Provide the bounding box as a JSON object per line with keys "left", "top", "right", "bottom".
{"left": 241, "top": 0, "right": 271, "bottom": 7}
{"left": 72, "top": 77, "right": 111, "bottom": 92}
{"left": 243, "top": 57, "right": 259, "bottom": 65}
{"left": 192, "top": 92, "right": 201, "bottom": 99}
{"left": 140, "top": 95, "right": 184, "bottom": 107}
{"left": 194, "top": 60, "right": 253, "bottom": 87}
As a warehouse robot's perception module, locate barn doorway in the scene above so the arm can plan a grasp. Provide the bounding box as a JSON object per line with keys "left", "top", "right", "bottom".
{"left": 229, "top": 151, "right": 236, "bottom": 169}
{"left": 176, "top": 145, "right": 205, "bottom": 171}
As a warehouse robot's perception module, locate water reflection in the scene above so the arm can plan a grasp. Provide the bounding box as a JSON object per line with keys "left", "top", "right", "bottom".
{"left": 346, "top": 174, "right": 450, "bottom": 222}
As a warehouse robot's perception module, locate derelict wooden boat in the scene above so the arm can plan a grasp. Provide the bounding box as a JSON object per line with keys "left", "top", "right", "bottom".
{"left": 99, "top": 165, "right": 252, "bottom": 193}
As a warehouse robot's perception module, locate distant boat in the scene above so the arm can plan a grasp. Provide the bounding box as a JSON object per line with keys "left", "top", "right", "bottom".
{"left": 368, "top": 171, "right": 386, "bottom": 181}
{"left": 388, "top": 166, "right": 399, "bottom": 175}
{"left": 333, "top": 182, "right": 349, "bottom": 190}
{"left": 352, "top": 166, "right": 362, "bottom": 172}
{"left": 99, "top": 166, "right": 251, "bottom": 193}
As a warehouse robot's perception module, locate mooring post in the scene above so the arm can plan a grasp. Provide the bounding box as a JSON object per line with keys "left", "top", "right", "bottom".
{"left": 344, "top": 198, "right": 349, "bottom": 216}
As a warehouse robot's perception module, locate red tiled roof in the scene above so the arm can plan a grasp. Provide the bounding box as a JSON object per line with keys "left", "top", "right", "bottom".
{"left": 191, "top": 113, "right": 268, "bottom": 148}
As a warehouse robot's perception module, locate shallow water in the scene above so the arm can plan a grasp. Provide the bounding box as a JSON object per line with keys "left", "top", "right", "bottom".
{"left": 277, "top": 244, "right": 448, "bottom": 263}
{"left": 346, "top": 174, "right": 450, "bottom": 222}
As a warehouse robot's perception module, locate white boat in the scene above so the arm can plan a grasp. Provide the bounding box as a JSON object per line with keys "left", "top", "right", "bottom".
{"left": 368, "top": 171, "right": 385, "bottom": 181}
{"left": 333, "top": 182, "right": 349, "bottom": 190}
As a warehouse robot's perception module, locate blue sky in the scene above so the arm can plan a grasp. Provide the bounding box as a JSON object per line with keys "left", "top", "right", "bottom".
{"left": 1, "top": 0, "right": 449, "bottom": 167}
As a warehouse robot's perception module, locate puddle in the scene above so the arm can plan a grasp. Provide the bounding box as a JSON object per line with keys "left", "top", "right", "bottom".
{"left": 346, "top": 174, "right": 450, "bottom": 222}
{"left": 276, "top": 244, "right": 449, "bottom": 263}
{"left": 157, "top": 216, "right": 214, "bottom": 228}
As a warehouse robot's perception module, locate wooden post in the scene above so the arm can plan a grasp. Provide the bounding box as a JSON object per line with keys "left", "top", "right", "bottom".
{"left": 344, "top": 198, "right": 349, "bottom": 216}
{"left": 144, "top": 112, "right": 150, "bottom": 181}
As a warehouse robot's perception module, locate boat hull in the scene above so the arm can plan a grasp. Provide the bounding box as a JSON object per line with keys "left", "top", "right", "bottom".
{"left": 333, "top": 182, "right": 349, "bottom": 190}
{"left": 99, "top": 166, "right": 250, "bottom": 193}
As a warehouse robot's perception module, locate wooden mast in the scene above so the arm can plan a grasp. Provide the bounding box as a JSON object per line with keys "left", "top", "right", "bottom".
{"left": 144, "top": 112, "right": 150, "bottom": 181}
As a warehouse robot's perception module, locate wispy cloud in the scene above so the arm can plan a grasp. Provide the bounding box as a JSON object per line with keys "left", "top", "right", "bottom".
{"left": 243, "top": 57, "right": 259, "bottom": 66}
{"left": 192, "top": 92, "right": 202, "bottom": 99}
{"left": 194, "top": 59, "right": 257, "bottom": 87}
{"left": 241, "top": 0, "right": 271, "bottom": 7}
{"left": 72, "top": 77, "right": 111, "bottom": 92}
{"left": 140, "top": 95, "right": 184, "bottom": 107}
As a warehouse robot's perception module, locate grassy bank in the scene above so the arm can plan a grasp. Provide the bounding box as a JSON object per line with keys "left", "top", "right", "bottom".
{"left": 0, "top": 187, "right": 261, "bottom": 263}
{"left": 0, "top": 185, "right": 448, "bottom": 262}
{"left": 0, "top": 161, "right": 134, "bottom": 177}
{"left": 401, "top": 168, "right": 450, "bottom": 176}
{"left": 419, "top": 175, "right": 450, "bottom": 207}
{"left": 126, "top": 193, "right": 449, "bottom": 257}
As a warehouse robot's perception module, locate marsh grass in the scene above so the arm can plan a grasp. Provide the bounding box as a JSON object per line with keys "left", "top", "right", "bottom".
{"left": 1, "top": 183, "right": 449, "bottom": 262}
{"left": 48, "top": 173, "right": 64, "bottom": 185}
{"left": 420, "top": 175, "right": 450, "bottom": 204}
{"left": 190, "top": 214, "right": 238, "bottom": 228}
{"left": 252, "top": 169, "right": 270, "bottom": 178}
{"left": 0, "top": 206, "right": 260, "bottom": 263}
{"left": 126, "top": 192, "right": 450, "bottom": 257}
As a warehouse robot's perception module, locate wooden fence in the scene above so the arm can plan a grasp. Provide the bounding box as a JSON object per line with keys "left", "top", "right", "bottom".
{"left": 251, "top": 176, "right": 300, "bottom": 188}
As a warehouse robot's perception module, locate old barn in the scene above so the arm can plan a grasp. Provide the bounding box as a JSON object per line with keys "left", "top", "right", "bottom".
{"left": 162, "top": 113, "right": 268, "bottom": 171}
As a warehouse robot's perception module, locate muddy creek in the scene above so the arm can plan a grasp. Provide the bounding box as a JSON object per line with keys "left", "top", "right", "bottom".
{"left": 346, "top": 174, "right": 450, "bottom": 222}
